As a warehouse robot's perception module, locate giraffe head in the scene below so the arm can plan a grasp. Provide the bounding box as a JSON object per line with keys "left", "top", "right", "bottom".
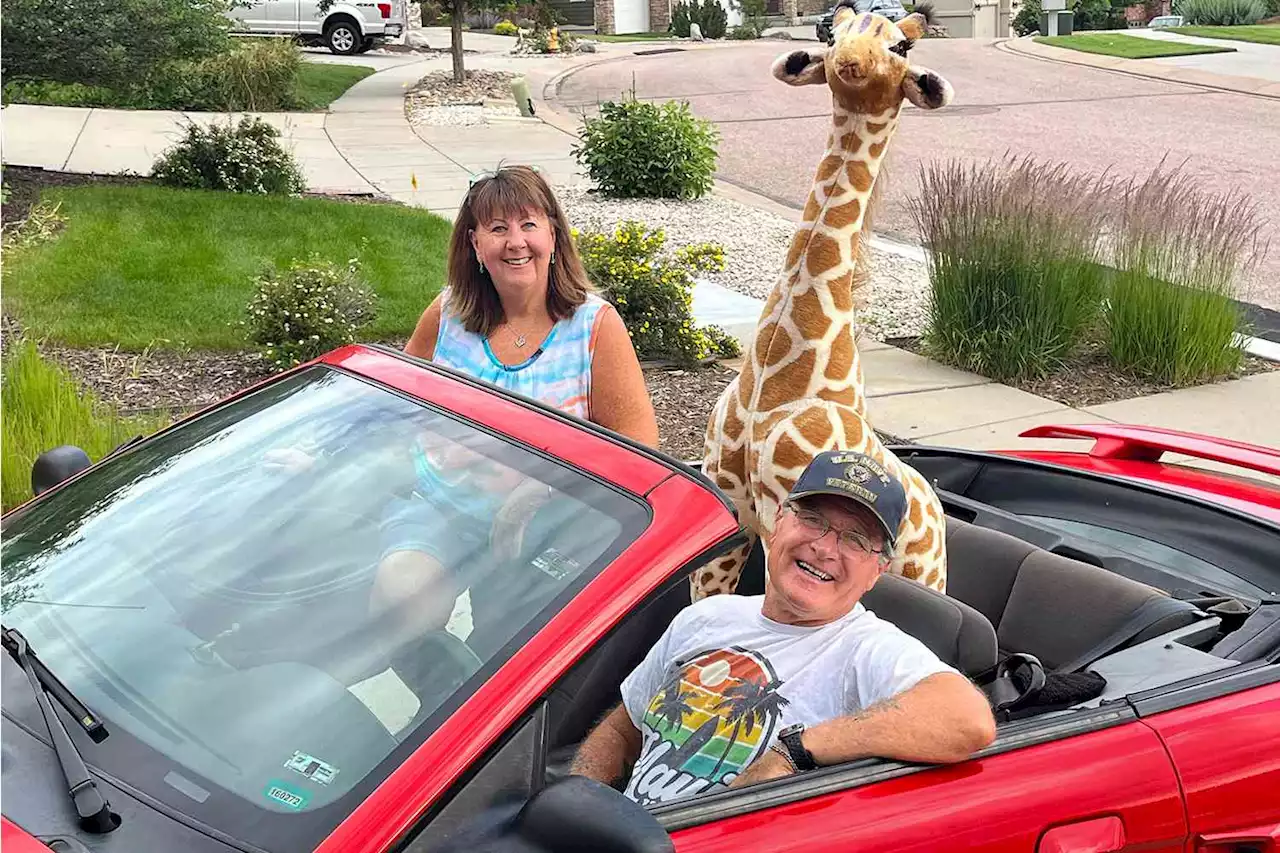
{"left": 771, "top": 2, "right": 953, "bottom": 116}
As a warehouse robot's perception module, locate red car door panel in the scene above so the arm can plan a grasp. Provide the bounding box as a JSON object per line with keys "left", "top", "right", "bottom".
{"left": 1139, "top": 678, "right": 1280, "bottom": 853}
{"left": 669, "top": 718, "right": 1186, "bottom": 853}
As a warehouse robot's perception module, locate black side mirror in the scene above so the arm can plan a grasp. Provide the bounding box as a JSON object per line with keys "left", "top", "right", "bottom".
{"left": 430, "top": 776, "right": 673, "bottom": 853}
{"left": 31, "top": 445, "right": 92, "bottom": 497}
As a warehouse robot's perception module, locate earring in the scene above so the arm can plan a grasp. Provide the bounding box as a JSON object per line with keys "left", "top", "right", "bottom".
{"left": 550, "top": 251, "right": 556, "bottom": 266}
{"left": 477, "top": 257, "right": 485, "bottom": 274}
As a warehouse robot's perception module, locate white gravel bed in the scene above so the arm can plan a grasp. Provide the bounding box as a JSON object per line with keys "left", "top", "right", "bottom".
{"left": 555, "top": 187, "right": 932, "bottom": 341}
{"left": 407, "top": 102, "right": 524, "bottom": 127}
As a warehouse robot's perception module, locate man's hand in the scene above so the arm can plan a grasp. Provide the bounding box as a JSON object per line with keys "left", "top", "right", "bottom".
{"left": 727, "top": 746, "right": 794, "bottom": 789}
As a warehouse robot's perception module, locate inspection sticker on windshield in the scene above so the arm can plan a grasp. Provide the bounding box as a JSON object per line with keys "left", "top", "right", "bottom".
{"left": 532, "top": 548, "right": 579, "bottom": 581}
{"left": 263, "top": 779, "right": 310, "bottom": 811}
{"left": 284, "top": 751, "right": 340, "bottom": 786}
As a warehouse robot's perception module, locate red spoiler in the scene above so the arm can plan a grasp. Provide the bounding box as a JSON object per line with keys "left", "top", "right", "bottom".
{"left": 1019, "top": 424, "right": 1280, "bottom": 480}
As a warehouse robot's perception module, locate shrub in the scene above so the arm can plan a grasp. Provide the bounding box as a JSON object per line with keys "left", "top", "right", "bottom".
{"left": 1104, "top": 165, "right": 1261, "bottom": 385}
{"left": 671, "top": 0, "right": 728, "bottom": 36}
{"left": 573, "top": 92, "right": 719, "bottom": 200}
{"left": 908, "top": 157, "right": 1110, "bottom": 382}
{"left": 494, "top": 19, "right": 520, "bottom": 34}
{"left": 151, "top": 117, "right": 307, "bottom": 195}
{"left": 730, "top": 23, "right": 761, "bottom": 37}
{"left": 1, "top": 0, "right": 231, "bottom": 91}
{"left": 731, "top": 0, "right": 768, "bottom": 35}
{"left": 1174, "top": 0, "right": 1265, "bottom": 23}
{"left": 1, "top": 338, "right": 168, "bottom": 512}
{"left": 243, "top": 255, "right": 378, "bottom": 371}
{"left": 1012, "top": 0, "right": 1042, "bottom": 34}
{"left": 576, "top": 222, "right": 740, "bottom": 365}
{"left": 1072, "top": 0, "right": 1127, "bottom": 29}
{"left": 191, "top": 38, "right": 303, "bottom": 111}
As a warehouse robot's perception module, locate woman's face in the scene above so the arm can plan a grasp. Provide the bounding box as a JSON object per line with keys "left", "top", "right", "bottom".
{"left": 470, "top": 206, "right": 557, "bottom": 298}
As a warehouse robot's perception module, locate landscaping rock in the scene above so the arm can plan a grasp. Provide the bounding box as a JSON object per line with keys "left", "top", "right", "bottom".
{"left": 405, "top": 69, "right": 524, "bottom": 126}
{"left": 577, "top": 39, "right": 599, "bottom": 52}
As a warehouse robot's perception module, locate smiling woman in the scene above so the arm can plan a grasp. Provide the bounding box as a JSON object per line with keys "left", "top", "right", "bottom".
{"left": 404, "top": 165, "right": 659, "bottom": 447}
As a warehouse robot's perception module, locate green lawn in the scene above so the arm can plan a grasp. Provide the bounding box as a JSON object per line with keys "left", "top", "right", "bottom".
{"left": 294, "top": 62, "right": 375, "bottom": 109}
{"left": 2, "top": 63, "right": 373, "bottom": 111}
{"left": 1169, "top": 24, "right": 1280, "bottom": 45}
{"left": 3, "top": 184, "right": 451, "bottom": 350}
{"left": 1035, "top": 32, "right": 1237, "bottom": 58}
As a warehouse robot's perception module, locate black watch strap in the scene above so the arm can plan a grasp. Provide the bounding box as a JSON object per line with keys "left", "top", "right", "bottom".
{"left": 778, "top": 726, "right": 818, "bottom": 771}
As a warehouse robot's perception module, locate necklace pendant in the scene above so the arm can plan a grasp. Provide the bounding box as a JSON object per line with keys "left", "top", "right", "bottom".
{"left": 514, "top": 334, "right": 527, "bottom": 348}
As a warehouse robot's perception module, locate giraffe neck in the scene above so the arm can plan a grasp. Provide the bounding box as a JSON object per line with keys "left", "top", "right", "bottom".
{"left": 747, "top": 100, "right": 901, "bottom": 416}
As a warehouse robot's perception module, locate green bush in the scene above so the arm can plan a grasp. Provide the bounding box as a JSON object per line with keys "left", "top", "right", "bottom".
{"left": 908, "top": 157, "right": 1110, "bottom": 381}
{"left": 1013, "top": 0, "right": 1042, "bottom": 34}
{"left": 573, "top": 93, "right": 719, "bottom": 200}
{"left": 151, "top": 117, "right": 306, "bottom": 195}
{"left": 1072, "top": 0, "right": 1127, "bottom": 29}
{"left": 670, "top": 0, "right": 728, "bottom": 37}
{"left": 730, "top": 23, "right": 761, "bottom": 37}
{"left": 576, "top": 222, "right": 740, "bottom": 366}
{"left": 191, "top": 38, "right": 304, "bottom": 111}
{"left": 243, "top": 254, "right": 378, "bottom": 371}
{"left": 1, "top": 338, "right": 168, "bottom": 512}
{"left": 1174, "top": 0, "right": 1266, "bottom": 23}
{"left": 494, "top": 19, "right": 520, "bottom": 34}
{"left": 1104, "top": 166, "right": 1260, "bottom": 385}
{"left": 1, "top": 0, "right": 231, "bottom": 91}
{"left": 731, "top": 0, "right": 768, "bottom": 35}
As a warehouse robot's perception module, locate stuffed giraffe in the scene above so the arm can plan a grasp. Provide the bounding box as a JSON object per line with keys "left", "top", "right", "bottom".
{"left": 696, "top": 4, "right": 953, "bottom": 601}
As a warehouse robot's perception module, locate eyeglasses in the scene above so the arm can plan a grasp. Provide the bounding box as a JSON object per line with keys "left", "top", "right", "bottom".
{"left": 784, "top": 501, "right": 886, "bottom": 559}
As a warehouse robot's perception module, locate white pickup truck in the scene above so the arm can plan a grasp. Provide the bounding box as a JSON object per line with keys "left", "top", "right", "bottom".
{"left": 227, "top": 0, "right": 407, "bottom": 55}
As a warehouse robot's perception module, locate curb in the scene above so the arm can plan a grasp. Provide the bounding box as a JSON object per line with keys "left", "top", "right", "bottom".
{"left": 997, "top": 36, "right": 1280, "bottom": 100}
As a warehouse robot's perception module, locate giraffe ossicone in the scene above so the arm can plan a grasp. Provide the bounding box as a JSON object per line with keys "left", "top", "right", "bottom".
{"left": 697, "top": 3, "right": 953, "bottom": 601}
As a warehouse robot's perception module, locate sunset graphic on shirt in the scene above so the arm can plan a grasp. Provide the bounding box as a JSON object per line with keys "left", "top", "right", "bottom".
{"left": 627, "top": 647, "right": 788, "bottom": 806}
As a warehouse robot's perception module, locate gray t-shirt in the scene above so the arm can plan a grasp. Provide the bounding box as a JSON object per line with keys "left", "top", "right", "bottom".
{"left": 618, "top": 594, "right": 957, "bottom": 807}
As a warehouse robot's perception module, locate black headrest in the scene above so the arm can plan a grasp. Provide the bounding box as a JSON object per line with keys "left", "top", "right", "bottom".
{"left": 861, "top": 574, "right": 998, "bottom": 677}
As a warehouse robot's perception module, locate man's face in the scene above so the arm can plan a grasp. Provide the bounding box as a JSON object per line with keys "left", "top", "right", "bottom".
{"left": 763, "top": 495, "right": 889, "bottom": 627}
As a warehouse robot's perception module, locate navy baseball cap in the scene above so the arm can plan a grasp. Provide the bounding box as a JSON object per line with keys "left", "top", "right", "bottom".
{"left": 787, "top": 450, "right": 907, "bottom": 546}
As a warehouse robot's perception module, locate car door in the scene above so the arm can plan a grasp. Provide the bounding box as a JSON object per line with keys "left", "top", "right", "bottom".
{"left": 660, "top": 707, "right": 1188, "bottom": 853}
{"left": 227, "top": 0, "right": 273, "bottom": 30}
{"left": 268, "top": 0, "right": 302, "bottom": 32}
{"left": 1136, "top": 669, "right": 1280, "bottom": 853}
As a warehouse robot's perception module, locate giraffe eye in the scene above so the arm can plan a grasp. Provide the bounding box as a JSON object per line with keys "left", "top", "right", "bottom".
{"left": 889, "top": 38, "right": 915, "bottom": 57}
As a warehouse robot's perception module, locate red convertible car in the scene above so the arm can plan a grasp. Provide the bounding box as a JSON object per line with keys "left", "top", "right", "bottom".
{"left": 3, "top": 344, "right": 1278, "bottom": 853}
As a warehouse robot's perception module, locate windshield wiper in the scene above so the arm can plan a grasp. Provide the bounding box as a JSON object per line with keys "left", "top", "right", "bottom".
{"left": 2, "top": 627, "right": 118, "bottom": 833}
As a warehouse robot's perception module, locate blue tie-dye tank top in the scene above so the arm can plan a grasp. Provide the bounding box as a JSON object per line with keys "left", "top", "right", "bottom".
{"left": 433, "top": 289, "right": 610, "bottom": 420}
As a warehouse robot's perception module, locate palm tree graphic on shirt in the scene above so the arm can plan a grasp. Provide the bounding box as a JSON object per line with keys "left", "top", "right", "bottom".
{"left": 639, "top": 647, "right": 788, "bottom": 789}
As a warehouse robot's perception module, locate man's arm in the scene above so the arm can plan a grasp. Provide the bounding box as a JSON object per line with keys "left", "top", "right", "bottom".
{"left": 731, "top": 672, "right": 996, "bottom": 788}
{"left": 569, "top": 703, "right": 644, "bottom": 788}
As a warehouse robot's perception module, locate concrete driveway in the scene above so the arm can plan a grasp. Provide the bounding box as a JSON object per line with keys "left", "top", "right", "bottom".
{"left": 1120, "top": 27, "right": 1280, "bottom": 83}
{"left": 548, "top": 37, "right": 1280, "bottom": 310}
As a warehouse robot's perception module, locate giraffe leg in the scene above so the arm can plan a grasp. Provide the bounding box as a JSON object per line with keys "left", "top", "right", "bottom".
{"left": 689, "top": 534, "right": 757, "bottom": 602}
{"left": 892, "top": 466, "right": 948, "bottom": 593}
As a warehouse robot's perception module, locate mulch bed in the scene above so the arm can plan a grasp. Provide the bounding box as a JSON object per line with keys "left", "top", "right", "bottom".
{"left": 886, "top": 335, "right": 1279, "bottom": 409}
{"left": 2, "top": 166, "right": 154, "bottom": 226}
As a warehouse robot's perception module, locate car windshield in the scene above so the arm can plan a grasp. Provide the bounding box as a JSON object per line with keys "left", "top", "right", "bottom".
{"left": 1, "top": 366, "right": 648, "bottom": 851}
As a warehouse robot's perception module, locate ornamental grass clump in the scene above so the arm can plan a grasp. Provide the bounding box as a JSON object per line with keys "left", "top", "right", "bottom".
{"left": 1104, "top": 163, "right": 1263, "bottom": 385}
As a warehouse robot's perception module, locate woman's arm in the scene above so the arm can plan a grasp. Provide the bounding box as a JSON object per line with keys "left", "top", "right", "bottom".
{"left": 405, "top": 296, "right": 443, "bottom": 360}
{"left": 589, "top": 307, "right": 660, "bottom": 448}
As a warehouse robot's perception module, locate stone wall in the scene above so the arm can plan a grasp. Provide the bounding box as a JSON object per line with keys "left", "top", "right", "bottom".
{"left": 649, "top": 0, "right": 671, "bottom": 31}
{"left": 595, "top": 0, "right": 615, "bottom": 32}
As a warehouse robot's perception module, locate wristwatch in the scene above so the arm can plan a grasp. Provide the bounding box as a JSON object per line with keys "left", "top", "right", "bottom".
{"left": 776, "top": 723, "right": 818, "bottom": 772}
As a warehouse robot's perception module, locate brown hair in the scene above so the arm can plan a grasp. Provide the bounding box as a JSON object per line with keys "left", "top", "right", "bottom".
{"left": 445, "top": 165, "right": 594, "bottom": 336}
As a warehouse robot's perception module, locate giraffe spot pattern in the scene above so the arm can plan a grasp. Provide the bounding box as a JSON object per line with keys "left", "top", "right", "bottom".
{"left": 790, "top": 287, "right": 831, "bottom": 340}
{"left": 799, "top": 415, "right": 834, "bottom": 448}
{"left": 839, "top": 132, "right": 864, "bottom": 154}
{"left": 816, "top": 153, "right": 843, "bottom": 183}
{"left": 805, "top": 232, "right": 843, "bottom": 278}
{"left": 757, "top": 348, "right": 817, "bottom": 412}
{"left": 829, "top": 271, "right": 855, "bottom": 312}
{"left": 868, "top": 139, "right": 887, "bottom": 159}
{"left": 822, "top": 198, "right": 862, "bottom": 230}
{"left": 825, "top": 331, "right": 854, "bottom": 380}
{"left": 785, "top": 229, "right": 810, "bottom": 269}
{"left": 866, "top": 122, "right": 887, "bottom": 135}
{"left": 771, "top": 433, "right": 811, "bottom": 472}
{"left": 846, "top": 160, "right": 874, "bottom": 193}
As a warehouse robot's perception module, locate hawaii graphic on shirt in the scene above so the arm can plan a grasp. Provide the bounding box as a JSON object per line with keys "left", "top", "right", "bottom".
{"left": 625, "top": 646, "right": 789, "bottom": 806}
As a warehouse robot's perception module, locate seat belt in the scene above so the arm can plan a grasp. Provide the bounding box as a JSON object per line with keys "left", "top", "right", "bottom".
{"left": 1053, "top": 596, "right": 1202, "bottom": 674}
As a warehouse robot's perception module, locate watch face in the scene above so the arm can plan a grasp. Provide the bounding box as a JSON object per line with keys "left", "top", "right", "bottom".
{"left": 778, "top": 723, "right": 804, "bottom": 739}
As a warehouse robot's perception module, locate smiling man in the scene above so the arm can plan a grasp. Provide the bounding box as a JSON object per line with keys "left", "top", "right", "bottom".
{"left": 569, "top": 450, "right": 996, "bottom": 806}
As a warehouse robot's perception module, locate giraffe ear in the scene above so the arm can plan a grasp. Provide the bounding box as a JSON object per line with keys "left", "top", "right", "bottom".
{"left": 773, "top": 48, "right": 828, "bottom": 86}
{"left": 899, "top": 11, "right": 929, "bottom": 39}
{"left": 902, "top": 65, "right": 953, "bottom": 110}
